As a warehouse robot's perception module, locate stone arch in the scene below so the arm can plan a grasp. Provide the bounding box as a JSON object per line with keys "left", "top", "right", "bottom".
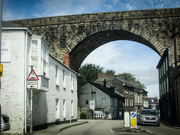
{"left": 69, "top": 25, "right": 165, "bottom": 71}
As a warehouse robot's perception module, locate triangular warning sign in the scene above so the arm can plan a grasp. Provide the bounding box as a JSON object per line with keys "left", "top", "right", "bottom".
{"left": 27, "top": 69, "right": 39, "bottom": 81}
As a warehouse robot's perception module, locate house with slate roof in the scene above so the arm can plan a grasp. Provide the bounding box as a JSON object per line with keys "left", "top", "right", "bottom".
{"left": 95, "top": 73, "right": 148, "bottom": 112}
{"left": 79, "top": 82, "right": 124, "bottom": 119}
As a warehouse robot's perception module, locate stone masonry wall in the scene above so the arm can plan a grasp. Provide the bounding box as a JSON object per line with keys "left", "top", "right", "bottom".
{"left": 11, "top": 8, "right": 180, "bottom": 71}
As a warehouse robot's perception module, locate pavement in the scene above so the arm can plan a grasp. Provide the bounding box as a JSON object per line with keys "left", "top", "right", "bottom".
{"left": 32, "top": 120, "right": 89, "bottom": 135}
{"left": 160, "top": 120, "right": 180, "bottom": 129}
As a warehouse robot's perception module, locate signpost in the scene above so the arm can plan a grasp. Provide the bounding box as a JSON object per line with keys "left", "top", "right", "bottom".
{"left": 130, "top": 112, "right": 137, "bottom": 129}
{"left": 90, "top": 100, "right": 95, "bottom": 119}
{"left": 27, "top": 68, "right": 39, "bottom": 134}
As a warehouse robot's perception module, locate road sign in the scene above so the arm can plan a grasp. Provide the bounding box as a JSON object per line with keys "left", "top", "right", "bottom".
{"left": 90, "top": 100, "right": 95, "bottom": 110}
{"left": 130, "top": 112, "right": 137, "bottom": 128}
{"left": 0, "top": 64, "right": 3, "bottom": 77}
{"left": 27, "top": 69, "right": 39, "bottom": 88}
{"left": 27, "top": 81, "right": 38, "bottom": 88}
{"left": 27, "top": 69, "right": 39, "bottom": 81}
{"left": 131, "top": 112, "right": 136, "bottom": 119}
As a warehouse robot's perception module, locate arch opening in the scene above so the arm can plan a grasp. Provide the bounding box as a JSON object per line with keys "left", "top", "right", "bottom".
{"left": 70, "top": 30, "right": 162, "bottom": 72}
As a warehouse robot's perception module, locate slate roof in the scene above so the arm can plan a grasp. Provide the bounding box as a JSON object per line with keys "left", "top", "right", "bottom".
{"left": 89, "top": 82, "right": 124, "bottom": 99}
{"left": 116, "top": 77, "right": 147, "bottom": 93}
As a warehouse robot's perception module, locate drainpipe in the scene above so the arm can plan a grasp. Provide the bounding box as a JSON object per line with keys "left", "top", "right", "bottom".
{"left": 24, "top": 29, "right": 28, "bottom": 134}
{"left": 70, "top": 69, "right": 72, "bottom": 123}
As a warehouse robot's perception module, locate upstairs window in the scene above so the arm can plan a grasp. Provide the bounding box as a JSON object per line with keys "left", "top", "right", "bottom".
{"left": 42, "top": 42, "right": 48, "bottom": 77}
{"left": 102, "top": 98, "right": 106, "bottom": 107}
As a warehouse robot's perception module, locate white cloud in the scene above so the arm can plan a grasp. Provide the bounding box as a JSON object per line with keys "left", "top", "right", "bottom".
{"left": 126, "top": 3, "right": 136, "bottom": 10}
{"left": 82, "top": 40, "right": 160, "bottom": 97}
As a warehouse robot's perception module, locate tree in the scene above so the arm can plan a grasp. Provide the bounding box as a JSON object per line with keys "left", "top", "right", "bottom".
{"left": 105, "top": 69, "right": 115, "bottom": 74}
{"left": 78, "top": 64, "right": 104, "bottom": 88}
{"left": 78, "top": 64, "right": 146, "bottom": 90}
{"left": 115, "top": 73, "right": 146, "bottom": 89}
{"left": 115, "top": 73, "right": 136, "bottom": 82}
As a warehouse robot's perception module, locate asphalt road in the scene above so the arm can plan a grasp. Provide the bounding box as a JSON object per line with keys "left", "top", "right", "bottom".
{"left": 58, "top": 120, "right": 123, "bottom": 135}
{"left": 138, "top": 123, "right": 180, "bottom": 135}
{"left": 57, "top": 120, "right": 180, "bottom": 135}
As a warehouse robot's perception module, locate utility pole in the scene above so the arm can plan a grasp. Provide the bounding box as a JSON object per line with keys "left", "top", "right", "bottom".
{"left": 0, "top": 0, "right": 3, "bottom": 134}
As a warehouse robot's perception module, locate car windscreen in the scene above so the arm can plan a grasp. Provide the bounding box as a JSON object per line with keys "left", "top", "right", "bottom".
{"left": 141, "top": 110, "right": 158, "bottom": 115}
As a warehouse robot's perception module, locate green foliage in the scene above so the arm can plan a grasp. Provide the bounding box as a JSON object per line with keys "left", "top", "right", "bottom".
{"left": 115, "top": 73, "right": 136, "bottom": 82}
{"left": 105, "top": 69, "right": 115, "bottom": 74}
{"left": 115, "top": 73, "right": 146, "bottom": 89}
{"left": 80, "top": 111, "right": 86, "bottom": 119}
{"left": 78, "top": 64, "right": 146, "bottom": 89}
{"left": 78, "top": 64, "right": 104, "bottom": 88}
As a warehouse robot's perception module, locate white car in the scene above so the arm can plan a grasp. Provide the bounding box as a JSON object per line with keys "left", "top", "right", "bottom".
{"left": 1, "top": 113, "right": 10, "bottom": 132}
{"left": 137, "top": 109, "right": 160, "bottom": 126}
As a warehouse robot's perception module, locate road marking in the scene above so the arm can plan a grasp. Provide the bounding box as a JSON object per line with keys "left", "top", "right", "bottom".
{"left": 145, "top": 130, "right": 153, "bottom": 134}
{"left": 110, "top": 126, "right": 114, "bottom": 133}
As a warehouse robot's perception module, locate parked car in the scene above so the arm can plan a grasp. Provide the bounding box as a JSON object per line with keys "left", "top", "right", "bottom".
{"left": 1, "top": 113, "right": 10, "bottom": 132}
{"left": 137, "top": 109, "right": 160, "bottom": 126}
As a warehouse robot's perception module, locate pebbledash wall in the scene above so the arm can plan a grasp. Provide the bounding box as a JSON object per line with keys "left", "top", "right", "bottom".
{"left": 1, "top": 26, "right": 77, "bottom": 134}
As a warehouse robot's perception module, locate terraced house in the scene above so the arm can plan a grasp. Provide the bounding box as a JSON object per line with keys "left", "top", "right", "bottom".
{"left": 1, "top": 22, "right": 78, "bottom": 134}
{"left": 95, "top": 73, "right": 148, "bottom": 112}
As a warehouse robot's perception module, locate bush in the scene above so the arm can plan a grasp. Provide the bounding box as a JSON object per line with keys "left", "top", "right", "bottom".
{"left": 80, "top": 111, "right": 87, "bottom": 119}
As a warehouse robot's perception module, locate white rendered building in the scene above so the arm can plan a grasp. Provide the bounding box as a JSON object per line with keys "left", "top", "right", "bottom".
{"left": 1, "top": 22, "right": 77, "bottom": 134}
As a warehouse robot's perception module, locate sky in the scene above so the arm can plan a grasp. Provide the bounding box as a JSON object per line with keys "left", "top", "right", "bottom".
{"left": 2, "top": 0, "right": 180, "bottom": 98}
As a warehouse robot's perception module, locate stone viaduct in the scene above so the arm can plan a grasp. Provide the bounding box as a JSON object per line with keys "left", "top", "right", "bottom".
{"left": 11, "top": 8, "right": 180, "bottom": 72}
{"left": 9, "top": 8, "right": 180, "bottom": 124}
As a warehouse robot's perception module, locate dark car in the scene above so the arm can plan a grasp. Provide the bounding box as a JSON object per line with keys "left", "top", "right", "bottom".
{"left": 1, "top": 113, "right": 10, "bottom": 132}
{"left": 137, "top": 109, "right": 160, "bottom": 126}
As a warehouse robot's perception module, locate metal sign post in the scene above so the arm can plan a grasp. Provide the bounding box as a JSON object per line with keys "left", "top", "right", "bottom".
{"left": 27, "top": 67, "right": 39, "bottom": 134}
{"left": 30, "top": 88, "right": 33, "bottom": 134}
{"left": 90, "top": 100, "right": 95, "bottom": 119}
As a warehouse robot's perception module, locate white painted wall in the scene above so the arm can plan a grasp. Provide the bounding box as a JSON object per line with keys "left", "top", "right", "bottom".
{"left": 79, "top": 83, "right": 118, "bottom": 119}
{"left": 1, "top": 28, "right": 78, "bottom": 134}
{"left": 1, "top": 28, "right": 31, "bottom": 134}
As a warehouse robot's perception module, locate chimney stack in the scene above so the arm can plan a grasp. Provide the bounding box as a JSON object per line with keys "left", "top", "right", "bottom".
{"left": 103, "top": 79, "right": 106, "bottom": 88}
{"left": 64, "top": 52, "right": 70, "bottom": 67}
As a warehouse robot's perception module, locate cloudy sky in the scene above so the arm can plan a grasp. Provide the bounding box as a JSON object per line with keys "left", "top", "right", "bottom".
{"left": 2, "top": 0, "right": 180, "bottom": 98}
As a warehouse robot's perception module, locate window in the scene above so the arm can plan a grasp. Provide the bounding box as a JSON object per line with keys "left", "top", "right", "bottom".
{"left": 163, "top": 80, "right": 166, "bottom": 94}
{"left": 86, "top": 100, "right": 89, "bottom": 105}
{"left": 42, "top": 43, "right": 48, "bottom": 77}
{"left": 125, "top": 98, "right": 127, "bottom": 106}
{"left": 63, "top": 99, "right": 66, "bottom": 118}
{"left": 31, "top": 40, "right": 38, "bottom": 62}
{"left": 102, "top": 98, "right": 106, "bottom": 107}
{"left": 71, "top": 75, "right": 74, "bottom": 91}
{"left": 56, "top": 99, "right": 59, "bottom": 119}
{"left": 56, "top": 65, "right": 59, "bottom": 86}
{"left": 71, "top": 100, "right": 73, "bottom": 118}
{"left": 165, "top": 56, "right": 168, "bottom": 71}
{"left": 127, "top": 98, "right": 129, "bottom": 106}
{"left": 63, "top": 70, "right": 66, "bottom": 89}
{"left": 167, "top": 77, "right": 169, "bottom": 92}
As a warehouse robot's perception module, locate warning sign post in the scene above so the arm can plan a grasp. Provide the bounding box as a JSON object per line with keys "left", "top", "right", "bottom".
{"left": 27, "top": 81, "right": 38, "bottom": 88}
{"left": 27, "top": 68, "right": 39, "bottom": 134}
{"left": 27, "top": 69, "right": 39, "bottom": 88}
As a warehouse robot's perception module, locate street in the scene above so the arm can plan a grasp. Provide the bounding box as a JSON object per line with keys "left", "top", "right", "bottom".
{"left": 58, "top": 120, "right": 180, "bottom": 135}
{"left": 58, "top": 120, "right": 122, "bottom": 135}
{"left": 138, "top": 124, "right": 180, "bottom": 135}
